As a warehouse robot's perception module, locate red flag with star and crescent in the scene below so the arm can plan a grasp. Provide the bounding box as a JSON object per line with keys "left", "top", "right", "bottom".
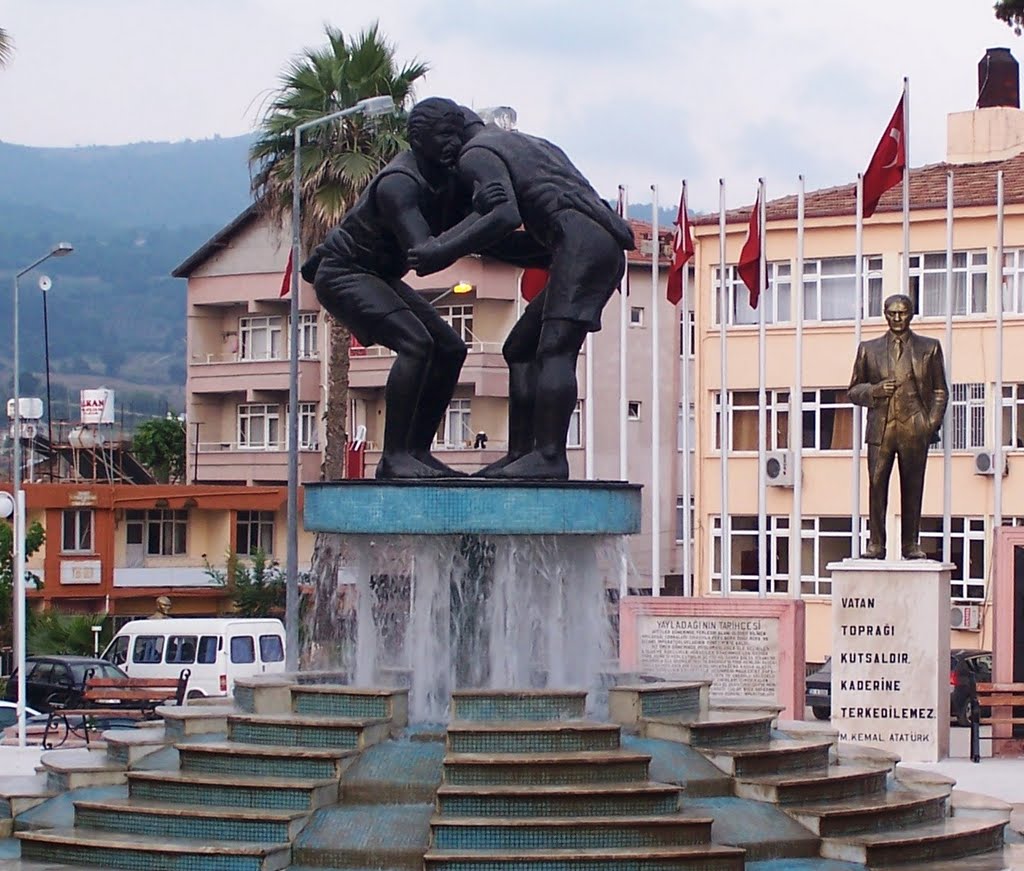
{"left": 279, "top": 248, "right": 293, "bottom": 298}
{"left": 737, "top": 190, "right": 764, "bottom": 309}
{"left": 862, "top": 92, "right": 906, "bottom": 219}
{"left": 666, "top": 184, "right": 694, "bottom": 305}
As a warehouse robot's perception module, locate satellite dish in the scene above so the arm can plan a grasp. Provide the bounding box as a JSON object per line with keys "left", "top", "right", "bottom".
{"left": 38, "top": 275, "right": 52, "bottom": 292}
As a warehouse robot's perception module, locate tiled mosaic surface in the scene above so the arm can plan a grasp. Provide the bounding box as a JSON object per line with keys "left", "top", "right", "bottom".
{"left": 292, "top": 693, "right": 388, "bottom": 719}
{"left": 432, "top": 820, "right": 710, "bottom": 851}
{"left": 454, "top": 696, "right": 585, "bottom": 722}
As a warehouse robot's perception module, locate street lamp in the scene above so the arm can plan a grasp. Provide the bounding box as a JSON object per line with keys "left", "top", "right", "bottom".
{"left": 11, "top": 242, "right": 73, "bottom": 746}
{"left": 286, "top": 96, "right": 396, "bottom": 671}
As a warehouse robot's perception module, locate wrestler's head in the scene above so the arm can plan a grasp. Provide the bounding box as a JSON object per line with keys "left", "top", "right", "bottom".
{"left": 883, "top": 293, "right": 914, "bottom": 334}
{"left": 408, "top": 97, "right": 466, "bottom": 169}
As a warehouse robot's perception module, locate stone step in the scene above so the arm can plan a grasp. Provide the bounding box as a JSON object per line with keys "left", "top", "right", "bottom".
{"left": 160, "top": 703, "right": 233, "bottom": 740}
{"left": 228, "top": 712, "right": 390, "bottom": 750}
{"left": 18, "top": 826, "right": 291, "bottom": 871}
{"left": 820, "top": 817, "right": 1006, "bottom": 866}
{"left": 734, "top": 762, "right": 890, "bottom": 804}
{"left": 74, "top": 797, "right": 309, "bottom": 843}
{"left": 443, "top": 750, "right": 651, "bottom": 786}
{"left": 700, "top": 739, "right": 832, "bottom": 777}
{"left": 290, "top": 684, "right": 409, "bottom": 727}
{"left": 446, "top": 721, "right": 620, "bottom": 755}
{"left": 128, "top": 769, "right": 338, "bottom": 812}
{"left": 609, "top": 682, "right": 710, "bottom": 728}
{"left": 423, "top": 845, "right": 745, "bottom": 870}
{"left": 429, "top": 814, "right": 714, "bottom": 851}
{"left": 102, "top": 724, "right": 169, "bottom": 767}
{"left": 0, "top": 773, "right": 54, "bottom": 821}
{"left": 450, "top": 689, "right": 587, "bottom": 722}
{"left": 435, "top": 783, "right": 682, "bottom": 818}
{"left": 642, "top": 710, "right": 774, "bottom": 749}
{"left": 178, "top": 741, "right": 357, "bottom": 781}
{"left": 40, "top": 748, "right": 127, "bottom": 791}
{"left": 787, "top": 786, "right": 949, "bottom": 836}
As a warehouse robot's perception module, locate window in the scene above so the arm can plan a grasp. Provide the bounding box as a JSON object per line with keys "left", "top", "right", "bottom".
{"left": 909, "top": 252, "right": 988, "bottom": 317}
{"left": 714, "top": 262, "right": 791, "bottom": 326}
{"left": 259, "top": 635, "right": 284, "bottom": 663}
{"left": 801, "top": 389, "right": 856, "bottom": 451}
{"left": 197, "top": 636, "right": 218, "bottom": 664}
{"left": 1003, "top": 384, "right": 1024, "bottom": 449}
{"left": 238, "top": 404, "right": 281, "bottom": 449}
{"left": 679, "top": 307, "right": 695, "bottom": 358}
{"left": 1002, "top": 249, "right": 1024, "bottom": 313}
{"left": 629, "top": 306, "right": 645, "bottom": 327}
{"left": 713, "top": 390, "right": 789, "bottom": 451}
{"left": 567, "top": 400, "right": 582, "bottom": 448}
{"left": 297, "top": 312, "right": 319, "bottom": 358}
{"left": 677, "top": 402, "right": 695, "bottom": 452}
{"left": 299, "top": 402, "right": 319, "bottom": 450}
{"left": 440, "top": 399, "right": 472, "bottom": 448}
{"left": 438, "top": 305, "right": 474, "bottom": 342}
{"left": 675, "top": 495, "right": 695, "bottom": 544}
{"left": 798, "top": 517, "right": 869, "bottom": 597}
{"left": 166, "top": 635, "right": 197, "bottom": 664}
{"left": 61, "top": 509, "right": 93, "bottom": 553}
{"left": 802, "top": 256, "right": 883, "bottom": 322}
{"left": 108, "top": 636, "right": 129, "bottom": 666}
{"left": 627, "top": 401, "right": 641, "bottom": 421}
{"left": 239, "top": 316, "right": 284, "bottom": 361}
{"left": 936, "top": 384, "right": 985, "bottom": 451}
{"left": 237, "top": 510, "right": 275, "bottom": 556}
{"left": 230, "top": 636, "right": 256, "bottom": 664}
{"left": 126, "top": 509, "right": 187, "bottom": 556}
{"left": 133, "top": 635, "right": 164, "bottom": 664}
{"left": 917, "top": 517, "right": 985, "bottom": 600}
{"left": 711, "top": 515, "right": 790, "bottom": 594}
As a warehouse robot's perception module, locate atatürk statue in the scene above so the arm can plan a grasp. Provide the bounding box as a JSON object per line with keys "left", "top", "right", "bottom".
{"left": 849, "top": 293, "right": 949, "bottom": 559}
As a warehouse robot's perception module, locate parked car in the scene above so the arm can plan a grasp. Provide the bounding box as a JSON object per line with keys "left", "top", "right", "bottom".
{"left": 0, "top": 700, "right": 41, "bottom": 728}
{"left": 804, "top": 649, "right": 991, "bottom": 725}
{"left": 2, "top": 655, "right": 128, "bottom": 712}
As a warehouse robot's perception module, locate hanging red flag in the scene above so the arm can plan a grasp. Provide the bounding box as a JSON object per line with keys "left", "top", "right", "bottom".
{"left": 862, "top": 93, "right": 906, "bottom": 219}
{"left": 279, "top": 248, "right": 294, "bottom": 298}
{"left": 666, "top": 184, "right": 694, "bottom": 305}
{"left": 737, "top": 191, "right": 764, "bottom": 309}
{"left": 520, "top": 267, "right": 548, "bottom": 302}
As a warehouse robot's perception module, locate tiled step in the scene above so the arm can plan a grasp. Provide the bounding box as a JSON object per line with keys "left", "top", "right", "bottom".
{"left": 290, "top": 685, "right": 408, "bottom": 727}
{"left": 609, "top": 682, "right": 709, "bottom": 728}
{"left": 787, "top": 787, "right": 949, "bottom": 836}
{"left": 443, "top": 750, "right": 650, "bottom": 786}
{"left": 450, "top": 689, "right": 587, "bottom": 722}
{"left": 642, "top": 710, "right": 774, "bottom": 748}
{"left": 435, "top": 783, "right": 682, "bottom": 818}
{"left": 820, "top": 817, "right": 1006, "bottom": 866}
{"left": 160, "top": 704, "right": 232, "bottom": 740}
{"left": 700, "top": 739, "right": 832, "bottom": 777}
{"left": 446, "top": 721, "right": 620, "bottom": 754}
{"left": 735, "top": 762, "right": 890, "bottom": 804}
{"left": 178, "top": 741, "right": 356, "bottom": 780}
{"left": 18, "top": 827, "right": 291, "bottom": 871}
{"left": 103, "top": 725, "right": 168, "bottom": 767}
{"left": 74, "top": 797, "right": 309, "bottom": 842}
{"left": 0, "top": 773, "right": 55, "bottom": 819}
{"left": 40, "top": 748, "right": 127, "bottom": 791}
{"left": 423, "top": 845, "right": 745, "bottom": 870}
{"left": 128, "top": 769, "right": 338, "bottom": 812}
{"left": 430, "top": 814, "right": 714, "bottom": 851}
{"left": 228, "top": 712, "right": 390, "bottom": 750}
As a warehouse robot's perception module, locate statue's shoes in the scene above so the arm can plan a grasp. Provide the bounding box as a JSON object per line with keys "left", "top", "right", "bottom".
{"left": 862, "top": 544, "right": 886, "bottom": 559}
{"left": 902, "top": 546, "right": 928, "bottom": 560}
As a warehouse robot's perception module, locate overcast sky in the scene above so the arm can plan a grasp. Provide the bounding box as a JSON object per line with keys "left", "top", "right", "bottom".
{"left": 1, "top": 0, "right": 1019, "bottom": 211}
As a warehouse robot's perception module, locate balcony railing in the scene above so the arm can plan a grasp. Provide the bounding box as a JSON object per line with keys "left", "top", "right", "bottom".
{"left": 196, "top": 440, "right": 320, "bottom": 452}
{"left": 350, "top": 341, "right": 503, "bottom": 358}
{"left": 191, "top": 351, "right": 318, "bottom": 364}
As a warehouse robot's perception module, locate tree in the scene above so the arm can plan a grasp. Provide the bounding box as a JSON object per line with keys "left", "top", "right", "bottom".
{"left": 0, "top": 28, "right": 13, "bottom": 68}
{"left": 132, "top": 415, "right": 186, "bottom": 483}
{"left": 205, "top": 551, "right": 289, "bottom": 620}
{"left": 996, "top": 0, "right": 1024, "bottom": 33}
{"left": 249, "top": 22, "right": 428, "bottom": 478}
{"left": 0, "top": 519, "right": 45, "bottom": 651}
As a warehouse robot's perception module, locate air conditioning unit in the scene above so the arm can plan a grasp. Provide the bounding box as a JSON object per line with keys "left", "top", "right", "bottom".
{"left": 973, "top": 450, "right": 1008, "bottom": 476}
{"left": 950, "top": 604, "right": 981, "bottom": 631}
{"left": 764, "top": 450, "right": 794, "bottom": 487}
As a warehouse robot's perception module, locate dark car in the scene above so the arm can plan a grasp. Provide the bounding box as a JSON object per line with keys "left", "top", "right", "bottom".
{"left": 804, "top": 649, "right": 991, "bottom": 724}
{"left": 2, "top": 655, "right": 128, "bottom": 712}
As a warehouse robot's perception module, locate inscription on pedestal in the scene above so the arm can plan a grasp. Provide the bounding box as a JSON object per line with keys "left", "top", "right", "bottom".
{"left": 636, "top": 615, "right": 779, "bottom": 701}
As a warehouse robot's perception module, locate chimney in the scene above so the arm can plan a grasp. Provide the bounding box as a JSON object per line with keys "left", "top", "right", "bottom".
{"left": 978, "top": 47, "right": 1019, "bottom": 108}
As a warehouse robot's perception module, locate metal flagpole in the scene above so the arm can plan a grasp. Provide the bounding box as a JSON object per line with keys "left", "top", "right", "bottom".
{"left": 853, "top": 174, "right": 865, "bottom": 558}
{"left": 585, "top": 333, "right": 594, "bottom": 478}
{"left": 680, "top": 181, "right": 693, "bottom": 596}
{"left": 792, "top": 176, "right": 805, "bottom": 598}
{"left": 995, "top": 170, "right": 1005, "bottom": 533}
{"left": 651, "top": 186, "right": 661, "bottom": 596}
{"left": 618, "top": 185, "right": 630, "bottom": 601}
{"left": 719, "top": 180, "right": 731, "bottom": 597}
{"left": 756, "top": 179, "right": 768, "bottom": 598}
{"left": 902, "top": 78, "right": 911, "bottom": 298}
{"left": 943, "top": 170, "right": 954, "bottom": 563}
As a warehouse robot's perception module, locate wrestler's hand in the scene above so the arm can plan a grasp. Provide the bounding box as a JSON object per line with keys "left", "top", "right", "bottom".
{"left": 871, "top": 379, "right": 896, "bottom": 400}
{"left": 408, "top": 240, "right": 451, "bottom": 276}
{"left": 473, "top": 181, "right": 509, "bottom": 214}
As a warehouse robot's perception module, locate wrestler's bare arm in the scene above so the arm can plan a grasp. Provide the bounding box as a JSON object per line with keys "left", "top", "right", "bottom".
{"left": 375, "top": 174, "right": 435, "bottom": 250}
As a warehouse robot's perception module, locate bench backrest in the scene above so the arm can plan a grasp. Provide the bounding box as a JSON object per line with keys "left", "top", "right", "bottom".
{"left": 82, "top": 668, "right": 191, "bottom": 706}
{"left": 975, "top": 682, "right": 1024, "bottom": 706}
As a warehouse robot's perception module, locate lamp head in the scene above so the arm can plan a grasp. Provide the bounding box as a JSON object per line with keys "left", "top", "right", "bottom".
{"left": 356, "top": 95, "right": 396, "bottom": 117}
{"left": 52, "top": 243, "right": 73, "bottom": 257}
{"left": 0, "top": 492, "right": 14, "bottom": 519}
{"left": 452, "top": 281, "right": 474, "bottom": 295}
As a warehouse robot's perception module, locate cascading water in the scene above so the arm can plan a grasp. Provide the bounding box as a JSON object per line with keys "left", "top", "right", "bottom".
{"left": 306, "top": 532, "right": 624, "bottom": 722}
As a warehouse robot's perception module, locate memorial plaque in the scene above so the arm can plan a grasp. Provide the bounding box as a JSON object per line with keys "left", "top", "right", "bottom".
{"left": 830, "top": 559, "right": 952, "bottom": 763}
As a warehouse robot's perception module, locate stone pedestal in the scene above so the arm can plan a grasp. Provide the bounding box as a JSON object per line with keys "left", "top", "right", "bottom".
{"left": 828, "top": 559, "right": 952, "bottom": 763}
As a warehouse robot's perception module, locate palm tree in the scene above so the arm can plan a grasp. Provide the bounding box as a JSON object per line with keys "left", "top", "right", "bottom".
{"left": 0, "top": 28, "right": 13, "bottom": 68}
{"left": 250, "top": 22, "right": 428, "bottom": 479}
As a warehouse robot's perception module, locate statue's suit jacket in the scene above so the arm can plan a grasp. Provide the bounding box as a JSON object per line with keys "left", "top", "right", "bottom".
{"left": 848, "top": 330, "right": 948, "bottom": 446}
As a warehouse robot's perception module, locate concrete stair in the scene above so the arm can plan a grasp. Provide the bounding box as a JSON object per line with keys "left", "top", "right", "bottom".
{"left": 424, "top": 846, "right": 746, "bottom": 869}
{"left": 435, "top": 782, "right": 683, "bottom": 817}
{"left": 642, "top": 710, "right": 775, "bottom": 749}
{"left": 127, "top": 769, "right": 338, "bottom": 811}
{"left": 228, "top": 712, "right": 390, "bottom": 750}
{"left": 821, "top": 816, "right": 1008, "bottom": 866}
{"left": 446, "top": 720, "right": 621, "bottom": 754}
{"left": 452, "top": 688, "right": 587, "bottom": 721}
{"left": 443, "top": 750, "right": 651, "bottom": 786}
{"left": 734, "top": 761, "right": 891, "bottom": 804}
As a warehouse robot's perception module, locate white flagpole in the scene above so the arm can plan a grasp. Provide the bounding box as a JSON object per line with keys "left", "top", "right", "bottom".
{"left": 943, "top": 171, "right": 954, "bottom": 562}
{"left": 719, "top": 180, "right": 731, "bottom": 597}
{"left": 651, "top": 186, "right": 662, "bottom": 597}
{"left": 585, "top": 339, "right": 594, "bottom": 478}
{"left": 757, "top": 179, "right": 768, "bottom": 598}
{"left": 618, "top": 186, "right": 630, "bottom": 601}
{"left": 680, "top": 181, "right": 693, "bottom": 596}
{"left": 853, "top": 174, "right": 864, "bottom": 558}
{"left": 792, "top": 176, "right": 805, "bottom": 598}
{"left": 995, "top": 170, "right": 1005, "bottom": 532}
{"left": 902, "top": 77, "right": 911, "bottom": 298}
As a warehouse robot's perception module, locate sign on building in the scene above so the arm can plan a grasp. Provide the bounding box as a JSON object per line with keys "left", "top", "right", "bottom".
{"left": 80, "top": 389, "right": 115, "bottom": 424}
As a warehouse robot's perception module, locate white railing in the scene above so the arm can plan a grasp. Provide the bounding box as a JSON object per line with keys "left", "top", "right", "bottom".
{"left": 191, "top": 351, "right": 319, "bottom": 365}
{"left": 350, "top": 341, "right": 503, "bottom": 358}
{"left": 196, "top": 440, "right": 319, "bottom": 453}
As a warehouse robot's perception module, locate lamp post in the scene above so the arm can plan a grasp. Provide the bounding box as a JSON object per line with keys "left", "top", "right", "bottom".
{"left": 286, "top": 96, "right": 395, "bottom": 671}
{"left": 11, "top": 243, "right": 73, "bottom": 746}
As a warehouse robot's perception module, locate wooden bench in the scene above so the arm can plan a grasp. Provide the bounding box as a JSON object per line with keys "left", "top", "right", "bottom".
{"left": 970, "top": 682, "right": 1024, "bottom": 761}
{"left": 43, "top": 668, "right": 190, "bottom": 749}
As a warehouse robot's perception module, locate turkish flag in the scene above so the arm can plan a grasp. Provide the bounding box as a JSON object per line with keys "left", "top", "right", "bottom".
{"left": 520, "top": 267, "right": 548, "bottom": 302}
{"left": 666, "top": 184, "right": 694, "bottom": 305}
{"left": 737, "top": 191, "right": 764, "bottom": 309}
{"left": 279, "top": 248, "right": 294, "bottom": 298}
{"left": 862, "top": 93, "right": 906, "bottom": 219}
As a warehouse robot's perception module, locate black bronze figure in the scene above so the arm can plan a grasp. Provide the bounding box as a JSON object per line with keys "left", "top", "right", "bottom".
{"left": 849, "top": 293, "right": 949, "bottom": 559}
